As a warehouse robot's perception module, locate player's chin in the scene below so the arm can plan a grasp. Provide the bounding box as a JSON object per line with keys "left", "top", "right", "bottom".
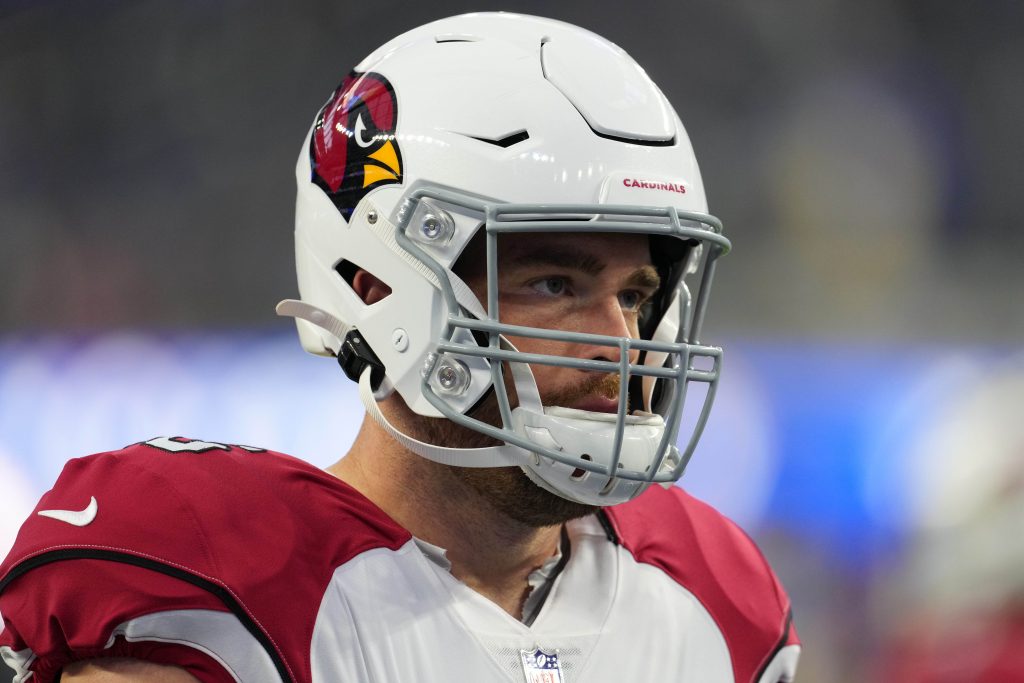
{"left": 505, "top": 493, "right": 600, "bottom": 528}
{"left": 452, "top": 465, "right": 600, "bottom": 528}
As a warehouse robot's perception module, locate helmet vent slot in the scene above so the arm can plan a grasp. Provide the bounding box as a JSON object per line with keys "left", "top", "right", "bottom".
{"left": 464, "top": 130, "right": 531, "bottom": 148}
{"left": 570, "top": 454, "right": 593, "bottom": 480}
{"left": 435, "top": 34, "right": 481, "bottom": 43}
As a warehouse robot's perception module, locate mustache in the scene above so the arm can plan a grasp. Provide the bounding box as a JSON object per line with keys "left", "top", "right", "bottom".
{"left": 541, "top": 372, "right": 624, "bottom": 409}
{"left": 424, "top": 370, "right": 632, "bottom": 451}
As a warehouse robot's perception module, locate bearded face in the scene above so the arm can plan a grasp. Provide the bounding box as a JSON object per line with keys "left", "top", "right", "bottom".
{"left": 383, "top": 230, "right": 657, "bottom": 526}
{"left": 392, "top": 371, "right": 624, "bottom": 527}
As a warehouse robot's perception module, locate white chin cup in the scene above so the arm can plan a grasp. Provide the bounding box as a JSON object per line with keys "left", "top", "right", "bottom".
{"left": 511, "top": 406, "right": 670, "bottom": 506}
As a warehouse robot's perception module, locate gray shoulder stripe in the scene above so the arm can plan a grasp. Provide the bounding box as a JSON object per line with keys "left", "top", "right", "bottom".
{"left": 109, "top": 609, "right": 280, "bottom": 682}
{"left": 0, "top": 646, "right": 36, "bottom": 683}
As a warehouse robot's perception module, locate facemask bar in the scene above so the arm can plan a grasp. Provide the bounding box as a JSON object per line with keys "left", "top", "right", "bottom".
{"left": 392, "top": 185, "right": 730, "bottom": 484}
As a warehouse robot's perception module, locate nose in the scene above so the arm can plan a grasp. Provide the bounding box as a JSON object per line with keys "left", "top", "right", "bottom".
{"left": 577, "top": 296, "right": 641, "bottom": 366}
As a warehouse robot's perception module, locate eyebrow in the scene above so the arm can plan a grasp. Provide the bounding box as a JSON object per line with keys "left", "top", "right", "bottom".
{"left": 510, "top": 249, "right": 662, "bottom": 290}
{"left": 511, "top": 249, "right": 605, "bottom": 276}
{"left": 627, "top": 265, "right": 662, "bottom": 291}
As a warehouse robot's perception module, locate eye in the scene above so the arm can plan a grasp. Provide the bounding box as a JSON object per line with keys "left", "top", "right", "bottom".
{"left": 531, "top": 277, "right": 569, "bottom": 296}
{"left": 619, "top": 290, "right": 645, "bottom": 311}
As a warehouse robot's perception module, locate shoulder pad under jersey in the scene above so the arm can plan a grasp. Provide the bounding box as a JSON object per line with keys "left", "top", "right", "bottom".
{"left": 0, "top": 437, "right": 411, "bottom": 683}
{"left": 603, "top": 485, "right": 800, "bottom": 683}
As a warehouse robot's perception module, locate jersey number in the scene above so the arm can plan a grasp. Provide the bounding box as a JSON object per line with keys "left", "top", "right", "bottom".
{"left": 143, "top": 436, "right": 265, "bottom": 453}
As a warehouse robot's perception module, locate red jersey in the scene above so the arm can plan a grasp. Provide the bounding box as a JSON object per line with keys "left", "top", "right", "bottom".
{"left": 0, "top": 438, "right": 799, "bottom": 682}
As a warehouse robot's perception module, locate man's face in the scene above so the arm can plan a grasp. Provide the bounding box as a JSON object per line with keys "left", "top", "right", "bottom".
{"left": 471, "top": 231, "right": 661, "bottom": 407}
{"left": 396, "top": 231, "right": 661, "bottom": 526}
{"left": 454, "top": 232, "right": 660, "bottom": 524}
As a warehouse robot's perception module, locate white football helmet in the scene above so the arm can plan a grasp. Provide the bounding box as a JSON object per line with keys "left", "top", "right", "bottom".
{"left": 278, "top": 12, "right": 730, "bottom": 506}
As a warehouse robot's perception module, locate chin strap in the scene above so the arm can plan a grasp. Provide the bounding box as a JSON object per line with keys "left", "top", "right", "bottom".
{"left": 276, "top": 299, "right": 351, "bottom": 348}
{"left": 357, "top": 368, "right": 524, "bottom": 468}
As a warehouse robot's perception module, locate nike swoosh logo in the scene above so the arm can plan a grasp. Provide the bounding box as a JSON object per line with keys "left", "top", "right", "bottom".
{"left": 38, "top": 496, "right": 98, "bottom": 527}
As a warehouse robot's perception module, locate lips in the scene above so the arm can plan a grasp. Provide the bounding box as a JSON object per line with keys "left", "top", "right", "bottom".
{"left": 571, "top": 397, "right": 620, "bottom": 414}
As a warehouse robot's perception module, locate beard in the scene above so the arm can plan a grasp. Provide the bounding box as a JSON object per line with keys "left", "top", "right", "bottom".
{"left": 400, "top": 370, "right": 624, "bottom": 528}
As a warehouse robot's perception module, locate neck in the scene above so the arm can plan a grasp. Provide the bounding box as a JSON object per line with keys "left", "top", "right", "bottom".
{"left": 328, "top": 413, "right": 563, "bottom": 620}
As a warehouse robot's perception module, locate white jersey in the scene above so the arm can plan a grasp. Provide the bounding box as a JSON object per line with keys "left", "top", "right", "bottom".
{"left": 0, "top": 438, "right": 799, "bottom": 682}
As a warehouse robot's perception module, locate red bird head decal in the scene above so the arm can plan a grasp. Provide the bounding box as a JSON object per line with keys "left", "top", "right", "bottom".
{"left": 310, "top": 71, "right": 403, "bottom": 219}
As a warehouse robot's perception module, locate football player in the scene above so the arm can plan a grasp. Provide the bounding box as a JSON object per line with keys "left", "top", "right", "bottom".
{"left": 1, "top": 13, "right": 800, "bottom": 683}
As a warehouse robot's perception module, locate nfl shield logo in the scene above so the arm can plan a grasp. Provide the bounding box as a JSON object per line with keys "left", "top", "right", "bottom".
{"left": 520, "top": 647, "right": 564, "bottom": 683}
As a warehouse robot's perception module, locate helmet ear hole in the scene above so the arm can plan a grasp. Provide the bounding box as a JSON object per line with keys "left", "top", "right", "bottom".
{"left": 336, "top": 260, "right": 393, "bottom": 305}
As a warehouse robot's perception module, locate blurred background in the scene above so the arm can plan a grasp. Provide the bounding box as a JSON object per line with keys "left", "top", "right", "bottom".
{"left": 2, "top": 1, "right": 1023, "bottom": 681}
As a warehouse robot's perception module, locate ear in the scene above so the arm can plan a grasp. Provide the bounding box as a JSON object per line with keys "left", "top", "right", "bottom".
{"left": 351, "top": 269, "right": 392, "bottom": 305}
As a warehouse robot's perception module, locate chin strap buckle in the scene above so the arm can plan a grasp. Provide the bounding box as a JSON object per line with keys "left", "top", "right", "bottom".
{"left": 338, "top": 329, "right": 385, "bottom": 389}
{"left": 275, "top": 300, "right": 386, "bottom": 389}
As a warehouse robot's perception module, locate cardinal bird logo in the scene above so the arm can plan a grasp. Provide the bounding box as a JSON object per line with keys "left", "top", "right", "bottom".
{"left": 310, "top": 71, "right": 403, "bottom": 219}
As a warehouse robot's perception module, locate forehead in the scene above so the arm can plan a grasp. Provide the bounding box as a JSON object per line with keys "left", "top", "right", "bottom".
{"left": 496, "top": 231, "right": 653, "bottom": 270}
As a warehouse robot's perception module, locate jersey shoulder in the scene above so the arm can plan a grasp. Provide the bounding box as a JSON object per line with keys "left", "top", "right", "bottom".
{"left": 0, "top": 437, "right": 411, "bottom": 683}
{"left": 1, "top": 436, "right": 409, "bottom": 576}
{"left": 604, "top": 485, "right": 799, "bottom": 683}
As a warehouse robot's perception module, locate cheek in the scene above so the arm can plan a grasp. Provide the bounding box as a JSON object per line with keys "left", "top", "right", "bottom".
{"left": 506, "top": 334, "right": 564, "bottom": 361}
{"left": 628, "top": 317, "right": 641, "bottom": 340}
{"left": 501, "top": 301, "right": 586, "bottom": 337}
{"left": 503, "top": 335, "right": 568, "bottom": 388}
